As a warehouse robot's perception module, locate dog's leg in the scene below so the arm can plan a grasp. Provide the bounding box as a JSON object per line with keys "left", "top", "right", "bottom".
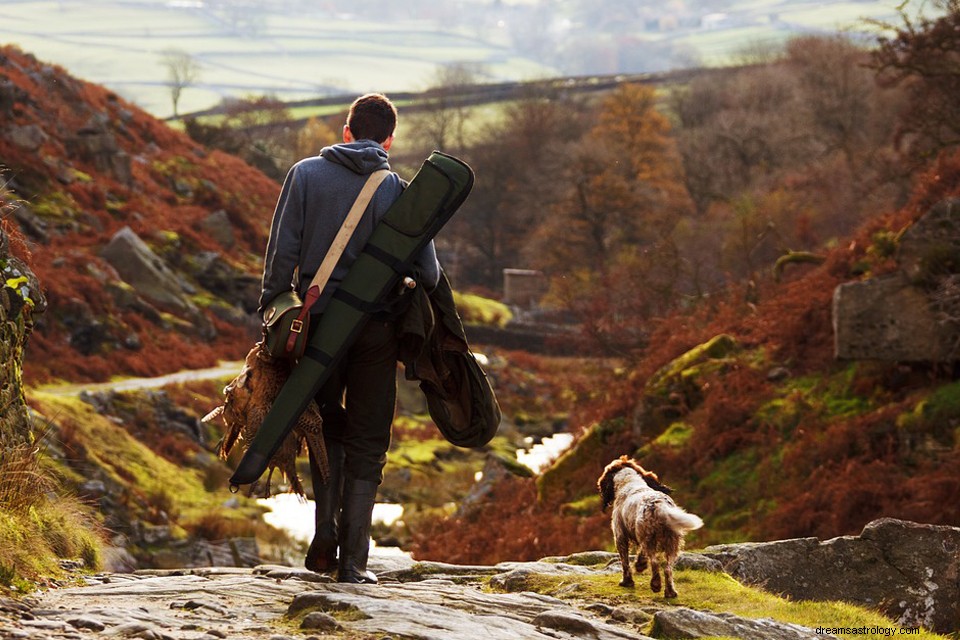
{"left": 663, "top": 559, "right": 678, "bottom": 599}
{"left": 648, "top": 550, "right": 662, "bottom": 593}
{"left": 634, "top": 552, "right": 648, "bottom": 574}
{"left": 616, "top": 533, "right": 634, "bottom": 588}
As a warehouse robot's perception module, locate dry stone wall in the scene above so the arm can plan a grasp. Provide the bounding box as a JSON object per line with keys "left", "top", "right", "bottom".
{"left": 0, "top": 225, "right": 44, "bottom": 447}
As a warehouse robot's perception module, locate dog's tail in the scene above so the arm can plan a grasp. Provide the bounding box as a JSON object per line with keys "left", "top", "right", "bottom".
{"left": 661, "top": 503, "right": 704, "bottom": 532}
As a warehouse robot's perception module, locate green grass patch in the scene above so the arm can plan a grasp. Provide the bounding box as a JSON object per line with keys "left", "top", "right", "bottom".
{"left": 493, "top": 569, "right": 948, "bottom": 640}
{"left": 653, "top": 422, "right": 694, "bottom": 449}
{"left": 452, "top": 290, "right": 513, "bottom": 327}
{"left": 896, "top": 380, "right": 960, "bottom": 445}
{"left": 767, "top": 363, "right": 875, "bottom": 426}
{"left": 28, "top": 393, "right": 231, "bottom": 522}
{"left": 0, "top": 435, "right": 104, "bottom": 592}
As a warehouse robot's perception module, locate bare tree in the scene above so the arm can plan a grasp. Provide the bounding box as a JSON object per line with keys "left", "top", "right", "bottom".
{"left": 407, "top": 62, "right": 484, "bottom": 157}
{"left": 160, "top": 48, "right": 201, "bottom": 119}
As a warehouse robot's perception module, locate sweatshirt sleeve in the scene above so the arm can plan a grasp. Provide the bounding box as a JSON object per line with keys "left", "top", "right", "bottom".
{"left": 414, "top": 240, "right": 441, "bottom": 292}
{"left": 258, "top": 165, "right": 305, "bottom": 315}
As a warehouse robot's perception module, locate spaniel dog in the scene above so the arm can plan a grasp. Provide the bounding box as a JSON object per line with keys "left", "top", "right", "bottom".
{"left": 597, "top": 456, "right": 703, "bottom": 598}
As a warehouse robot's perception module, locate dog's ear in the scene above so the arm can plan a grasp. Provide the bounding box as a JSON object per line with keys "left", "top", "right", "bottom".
{"left": 641, "top": 472, "right": 673, "bottom": 495}
{"left": 597, "top": 468, "right": 616, "bottom": 513}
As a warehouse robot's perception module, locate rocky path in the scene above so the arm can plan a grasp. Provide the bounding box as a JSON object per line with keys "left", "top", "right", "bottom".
{"left": 3, "top": 519, "right": 956, "bottom": 639}
{"left": 0, "top": 551, "right": 844, "bottom": 640}
{"left": 35, "top": 361, "right": 245, "bottom": 398}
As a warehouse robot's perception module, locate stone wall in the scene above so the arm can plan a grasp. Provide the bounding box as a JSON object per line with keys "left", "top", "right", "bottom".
{"left": 0, "top": 225, "right": 45, "bottom": 447}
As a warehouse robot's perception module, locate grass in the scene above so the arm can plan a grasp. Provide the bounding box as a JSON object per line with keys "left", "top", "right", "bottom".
{"left": 0, "top": 432, "right": 104, "bottom": 592}
{"left": 26, "top": 391, "right": 265, "bottom": 527}
{"left": 497, "top": 569, "right": 950, "bottom": 640}
{"left": 452, "top": 290, "right": 513, "bottom": 327}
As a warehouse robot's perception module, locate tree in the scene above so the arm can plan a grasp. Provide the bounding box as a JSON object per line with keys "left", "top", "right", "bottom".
{"left": 296, "top": 116, "right": 339, "bottom": 159}
{"left": 871, "top": 0, "right": 960, "bottom": 168}
{"left": 160, "top": 48, "right": 201, "bottom": 119}
{"left": 435, "top": 91, "right": 592, "bottom": 289}
{"left": 668, "top": 41, "right": 906, "bottom": 293}
{"left": 533, "top": 84, "right": 691, "bottom": 277}
{"left": 527, "top": 84, "right": 694, "bottom": 354}
{"left": 184, "top": 95, "right": 295, "bottom": 180}
{"left": 406, "top": 62, "right": 485, "bottom": 158}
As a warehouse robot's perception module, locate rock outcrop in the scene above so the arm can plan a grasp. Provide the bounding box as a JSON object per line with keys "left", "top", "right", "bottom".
{"left": 100, "top": 225, "right": 215, "bottom": 339}
{"left": 651, "top": 607, "right": 834, "bottom": 640}
{"left": 834, "top": 198, "right": 960, "bottom": 361}
{"left": 0, "top": 224, "right": 45, "bottom": 445}
{"left": 3, "top": 527, "right": 949, "bottom": 640}
{"left": 701, "top": 518, "right": 960, "bottom": 633}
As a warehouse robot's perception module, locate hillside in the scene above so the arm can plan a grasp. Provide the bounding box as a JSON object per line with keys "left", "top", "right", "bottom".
{"left": 410, "top": 149, "right": 960, "bottom": 562}
{"left": 2, "top": 36, "right": 960, "bottom": 640}
{"left": 1, "top": 45, "right": 277, "bottom": 383}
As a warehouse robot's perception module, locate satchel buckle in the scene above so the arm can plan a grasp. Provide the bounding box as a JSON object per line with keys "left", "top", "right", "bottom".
{"left": 290, "top": 319, "right": 304, "bottom": 334}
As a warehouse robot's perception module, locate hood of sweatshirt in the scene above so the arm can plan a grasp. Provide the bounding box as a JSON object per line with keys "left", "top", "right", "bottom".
{"left": 319, "top": 140, "right": 390, "bottom": 175}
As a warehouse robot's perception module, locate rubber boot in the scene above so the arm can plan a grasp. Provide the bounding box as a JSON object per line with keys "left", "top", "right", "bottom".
{"left": 305, "top": 442, "right": 343, "bottom": 573}
{"left": 337, "top": 477, "right": 379, "bottom": 584}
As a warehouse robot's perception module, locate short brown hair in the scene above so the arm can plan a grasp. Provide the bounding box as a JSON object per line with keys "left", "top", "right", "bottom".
{"left": 347, "top": 93, "right": 397, "bottom": 144}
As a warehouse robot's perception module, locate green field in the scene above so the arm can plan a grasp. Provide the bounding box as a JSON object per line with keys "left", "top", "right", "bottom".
{"left": 0, "top": 0, "right": 936, "bottom": 119}
{"left": 0, "top": 0, "right": 555, "bottom": 117}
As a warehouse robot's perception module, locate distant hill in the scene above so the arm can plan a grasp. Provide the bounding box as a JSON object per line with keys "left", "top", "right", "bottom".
{"left": 0, "top": 44, "right": 276, "bottom": 383}
{"left": 0, "top": 0, "right": 932, "bottom": 118}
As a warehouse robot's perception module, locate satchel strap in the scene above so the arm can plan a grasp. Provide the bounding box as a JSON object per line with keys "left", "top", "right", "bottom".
{"left": 304, "top": 169, "right": 390, "bottom": 301}
{"left": 282, "top": 170, "right": 389, "bottom": 354}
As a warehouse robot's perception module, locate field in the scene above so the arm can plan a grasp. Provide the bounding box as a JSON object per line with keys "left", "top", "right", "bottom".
{"left": 0, "top": 0, "right": 555, "bottom": 117}
{"left": 0, "top": 0, "right": 934, "bottom": 119}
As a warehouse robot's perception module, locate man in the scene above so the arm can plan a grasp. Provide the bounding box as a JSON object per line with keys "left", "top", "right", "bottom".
{"left": 259, "top": 93, "right": 439, "bottom": 584}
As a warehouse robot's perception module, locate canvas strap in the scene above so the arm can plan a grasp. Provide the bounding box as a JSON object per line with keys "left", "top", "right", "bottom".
{"left": 284, "top": 169, "right": 389, "bottom": 352}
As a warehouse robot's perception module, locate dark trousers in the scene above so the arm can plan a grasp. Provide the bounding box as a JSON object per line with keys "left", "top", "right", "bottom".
{"left": 314, "top": 319, "right": 398, "bottom": 484}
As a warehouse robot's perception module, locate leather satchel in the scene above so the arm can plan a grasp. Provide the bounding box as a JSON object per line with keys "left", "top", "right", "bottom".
{"left": 262, "top": 169, "right": 389, "bottom": 362}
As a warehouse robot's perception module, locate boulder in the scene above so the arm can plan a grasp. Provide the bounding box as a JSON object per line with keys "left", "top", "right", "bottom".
{"left": 8, "top": 124, "right": 47, "bottom": 151}
{"left": 190, "top": 251, "right": 260, "bottom": 313}
{"left": 66, "top": 120, "right": 132, "bottom": 185}
{"left": 100, "top": 226, "right": 197, "bottom": 316}
{"left": 1, "top": 229, "right": 45, "bottom": 443}
{"left": 702, "top": 518, "right": 960, "bottom": 633}
{"left": 198, "top": 210, "right": 236, "bottom": 249}
{"left": 636, "top": 333, "right": 738, "bottom": 435}
{"left": 287, "top": 581, "right": 650, "bottom": 640}
{"left": 833, "top": 273, "right": 956, "bottom": 361}
{"left": 147, "top": 537, "right": 261, "bottom": 569}
{"left": 651, "top": 607, "right": 832, "bottom": 640}
{"left": 898, "top": 198, "right": 960, "bottom": 283}
{"left": 833, "top": 198, "right": 960, "bottom": 362}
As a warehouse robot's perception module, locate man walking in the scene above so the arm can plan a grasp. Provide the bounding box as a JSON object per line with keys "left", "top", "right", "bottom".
{"left": 259, "top": 93, "right": 439, "bottom": 583}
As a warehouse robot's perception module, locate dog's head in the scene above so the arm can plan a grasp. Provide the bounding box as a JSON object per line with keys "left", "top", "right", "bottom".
{"left": 597, "top": 455, "right": 673, "bottom": 512}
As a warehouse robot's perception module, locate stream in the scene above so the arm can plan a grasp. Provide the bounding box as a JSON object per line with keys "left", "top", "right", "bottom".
{"left": 257, "top": 432, "right": 576, "bottom": 544}
{"left": 36, "top": 358, "right": 576, "bottom": 552}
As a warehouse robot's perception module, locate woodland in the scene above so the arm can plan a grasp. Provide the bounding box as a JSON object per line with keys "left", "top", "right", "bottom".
{"left": 0, "top": 0, "right": 959, "bottom": 600}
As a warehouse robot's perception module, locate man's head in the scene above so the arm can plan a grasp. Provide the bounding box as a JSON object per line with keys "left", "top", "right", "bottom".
{"left": 344, "top": 93, "right": 397, "bottom": 149}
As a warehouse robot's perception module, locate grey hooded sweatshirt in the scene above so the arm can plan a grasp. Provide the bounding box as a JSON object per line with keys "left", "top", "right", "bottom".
{"left": 259, "top": 140, "right": 440, "bottom": 316}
